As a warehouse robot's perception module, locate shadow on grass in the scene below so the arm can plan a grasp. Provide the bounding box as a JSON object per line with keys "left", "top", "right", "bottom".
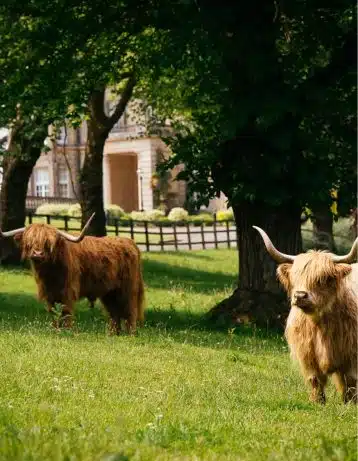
{"left": 142, "top": 258, "right": 235, "bottom": 294}
{"left": 0, "top": 290, "right": 283, "bottom": 349}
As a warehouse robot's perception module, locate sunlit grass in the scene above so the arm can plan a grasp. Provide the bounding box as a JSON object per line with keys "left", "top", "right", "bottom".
{"left": 0, "top": 249, "right": 355, "bottom": 460}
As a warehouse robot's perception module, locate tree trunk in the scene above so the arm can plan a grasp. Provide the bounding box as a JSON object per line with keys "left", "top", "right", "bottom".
{"left": 79, "top": 77, "right": 136, "bottom": 236}
{"left": 79, "top": 117, "right": 107, "bottom": 236}
{"left": 209, "top": 200, "right": 302, "bottom": 330}
{"left": 0, "top": 127, "right": 47, "bottom": 265}
{"left": 310, "top": 205, "right": 336, "bottom": 251}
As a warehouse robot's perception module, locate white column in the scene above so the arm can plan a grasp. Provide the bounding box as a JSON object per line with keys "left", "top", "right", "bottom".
{"left": 103, "top": 154, "right": 111, "bottom": 205}
{"left": 137, "top": 146, "right": 153, "bottom": 211}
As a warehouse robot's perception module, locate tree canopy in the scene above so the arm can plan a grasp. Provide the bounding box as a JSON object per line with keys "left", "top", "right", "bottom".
{"left": 143, "top": 1, "right": 357, "bottom": 214}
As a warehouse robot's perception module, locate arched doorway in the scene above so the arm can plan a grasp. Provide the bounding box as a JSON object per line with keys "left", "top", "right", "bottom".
{"left": 108, "top": 153, "right": 139, "bottom": 212}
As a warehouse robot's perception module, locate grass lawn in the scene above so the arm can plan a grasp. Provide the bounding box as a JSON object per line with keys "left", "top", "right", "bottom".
{"left": 0, "top": 249, "right": 356, "bottom": 461}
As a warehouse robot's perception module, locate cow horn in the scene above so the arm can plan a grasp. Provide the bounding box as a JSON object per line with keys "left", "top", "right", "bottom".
{"left": 56, "top": 212, "right": 95, "bottom": 243}
{"left": 0, "top": 226, "right": 26, "bottom": 237}
{"left": 252, "top": 226, "right": 296, "bottom": 263}
{"left": 331, "top": 237, "right": 358, "bottom": 264}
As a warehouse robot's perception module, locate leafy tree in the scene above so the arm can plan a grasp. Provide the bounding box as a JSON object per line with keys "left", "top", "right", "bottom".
{"left": 142, "top": 1, "right": 356, "bottom": 327}
{"left": 0, "top": 0, "right": 194, "bottom": 238}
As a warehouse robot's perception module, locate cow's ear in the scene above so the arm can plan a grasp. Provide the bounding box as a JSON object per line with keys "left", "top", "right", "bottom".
{"left": 277, "top": 263, "right": 292, "bottom": 292}
{"left": 335, "top": 263, "right": 352, "bottom": 280}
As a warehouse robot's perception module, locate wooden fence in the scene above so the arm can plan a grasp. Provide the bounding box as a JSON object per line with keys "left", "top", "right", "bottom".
{"left": 23, "top": 213, "right": 354, "bottom": 253}
{"left": 26, "top": 213, "right": 238, "bottom": 252}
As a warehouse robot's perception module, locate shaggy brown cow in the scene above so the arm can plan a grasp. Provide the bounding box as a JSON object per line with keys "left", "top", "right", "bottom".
{"left": 0, "top": 214, "right": 144, "bottom": 334}
{"left": 253, "top": 225, "right": 357, "bottom": 404}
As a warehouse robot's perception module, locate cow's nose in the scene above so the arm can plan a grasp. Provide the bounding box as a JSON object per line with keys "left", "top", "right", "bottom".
{"left": 294, "top": 291, "right": 308, "bottom": 300}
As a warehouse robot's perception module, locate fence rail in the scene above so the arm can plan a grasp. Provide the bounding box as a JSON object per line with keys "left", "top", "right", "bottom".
{"left": 23, "top": 213, "right": 353, "bottom": 253}
{"left": 26, "top": 213, "right": 238, "bottom": 252}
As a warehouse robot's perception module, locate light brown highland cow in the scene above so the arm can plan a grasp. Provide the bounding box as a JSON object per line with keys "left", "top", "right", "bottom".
{"left": 253, "top": 225, "right": 357, "bottom": 404}
{"left": 1, "top": 214, "right": 144, "bottom": 334}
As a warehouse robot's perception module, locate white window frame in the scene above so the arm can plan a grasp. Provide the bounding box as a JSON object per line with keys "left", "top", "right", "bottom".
{"left": 35, "top": 168, "right": 50, "bottom": 197}
{"left": 58, "top": 166, "right": 69, "bottom": 198}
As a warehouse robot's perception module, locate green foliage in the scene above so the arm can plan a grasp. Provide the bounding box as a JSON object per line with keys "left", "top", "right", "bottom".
{"left": 189, "top": 213, "right": 214, "bottom": 226}
{"left": 0, "top": 251, "right": 356, "bottom": 460}
{"left": 104, "top": 204, "right": 126, "bottom": 219}
{"left": 130, "top": 211, "right": 147, "bottom": 221}
{"left": 167, "top": 207, "right": 189, "bottom": 222}
{"left": 216, "top": 209, "right": 234, "bottom": 222}
{"left": 144, "top": 209, "right": 166, "bottom": 221}
{"left": 141, "top": 2, "right": 356, "bottom": 212}
{"left": 35, "top": 203, "right": 72, "bottom": 216}
{"left": 67, "top": 203, "right": 82, "bottom": 218}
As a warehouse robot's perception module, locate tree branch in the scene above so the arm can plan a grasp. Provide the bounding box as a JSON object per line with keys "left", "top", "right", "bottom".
{"left": 88, "top": 88, "right": 109, "bottom": 130}
{"left": 107, "top": 73, "right": 137, "bottom": 129}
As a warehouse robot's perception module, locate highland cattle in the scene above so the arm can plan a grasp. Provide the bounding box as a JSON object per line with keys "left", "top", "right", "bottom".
{"left": 253, "top": 225, "right": 357, "bottom": 404}
{"left": 1, "top": 214, "right": 144, "bottom": 334}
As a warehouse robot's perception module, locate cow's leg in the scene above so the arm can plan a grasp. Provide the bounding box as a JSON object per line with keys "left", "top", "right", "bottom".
{"left": 118, "top": 283, "right": 138, "bottom": 335}
{"left": 307, "top": 374, "right": 327, "bottom": 404}
{"left": 101, "top": 291, "right": 122, "bottom": 335}
{"left": 333, "top": 373, "right": 357, "bottom": 404}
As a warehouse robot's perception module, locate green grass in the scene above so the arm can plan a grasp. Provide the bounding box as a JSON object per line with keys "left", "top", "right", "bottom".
{"left": 0, "top": 249, "right": 356, "bottom": 461}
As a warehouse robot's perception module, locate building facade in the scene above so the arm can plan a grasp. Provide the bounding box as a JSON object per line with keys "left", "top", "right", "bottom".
{"left": 27, "top": 101, "right": 188, "bottom": 213}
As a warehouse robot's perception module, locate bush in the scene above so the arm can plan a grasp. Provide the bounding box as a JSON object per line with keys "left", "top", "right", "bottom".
{"left": 35, "top": 203, "right": 71, "bottom": 216}
{"left": 168, "top": 207, "right": 189, "bottom": 222}
{"left": 144, "top": 209, "right": 166, "bottom": 221}
{"left": 216, "top": 208, "right": 234, "bottom": 222}
{"left": 189, "top": 213, "right": 214, "bottom": 226}
{"left": 67, "top": 203, "right": 82, "bottom": 217}
{"left": 105, "top": 204, "right": 126, "bottom": 219}
{"left": 155, "top": 216, "right": 172, "bottom": 227}
{"left": 130, "top": 211, "right": 147, "bottom": 221}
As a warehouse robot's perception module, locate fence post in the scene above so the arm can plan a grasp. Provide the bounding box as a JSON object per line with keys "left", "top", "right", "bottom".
{"left": 144, "top": 221, "right": 150, "bottom": 251}
{"left": 226, "top": 220, "right": 231, "bottom": 248}
{"left": 64, "top": 215, "right": 69, "bottom": 232}
{"left": 173, "top": 223, "right": 178, "bottom": 250}
{"left": 114, "top": 218, "right": 119, "bottom": 236}
{"left": 130, "top": 219, "right": 135, "bottom": 240}
{"left": 200, "top": 223, "right": 206, "bottom": 250}
{"left": 46, "top": 215, "right": 51, "bottom": 225}
{"left": 159, "top": 222, "right": 164, "bottom": 251}
{"left": 213, "top": 213, "right": 218, "bottom": 249}
{"left": 28, "top": 212, "right": 33, "bottom": 225}
{"left": 186, "top": 222, "right": 192, "bottom": 250}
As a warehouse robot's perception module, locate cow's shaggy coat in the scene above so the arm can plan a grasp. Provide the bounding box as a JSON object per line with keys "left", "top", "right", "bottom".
{"left": 254, "top": 226, "right": 357, "bottom": 404}
{"left": 9, "top": 221, "right": 144, "bottom": 334}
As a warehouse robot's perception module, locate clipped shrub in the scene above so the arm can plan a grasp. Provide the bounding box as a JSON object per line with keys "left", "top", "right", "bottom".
{"left": 189, "top": 213, "right": 214, "bottom": 226}
{"left": 168, "top": 207, "right": 189, "bottom": 222}
{"left": 155, "top": 216, "right": 172, "bottom": 227}
{"left": 145, "top": 209, "right": 166, "bottom": 221}
{"left": 216, "top": 208, "right": 234, "bottom": 222}
{"left": 130, "top": 211, "right": 147, "bottom": 221}
{"left": 67, "top": 203, "right": 82, "bottom": 217}
{"left": 105, "top": 204, "right": 126, "bottom": 219}
{"left": 35, "top": 203, "right": 71, "bottom": 216}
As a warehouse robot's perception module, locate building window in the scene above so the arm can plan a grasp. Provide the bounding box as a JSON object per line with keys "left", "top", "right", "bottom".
{"left": 56, "top": 126, "right": 66, "bottom": 145}
{"left": 58, "top": 166, "right": 69, "bottom": 198}
{"left": 35, "top": 168, "right": 50, "bottom": 197}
